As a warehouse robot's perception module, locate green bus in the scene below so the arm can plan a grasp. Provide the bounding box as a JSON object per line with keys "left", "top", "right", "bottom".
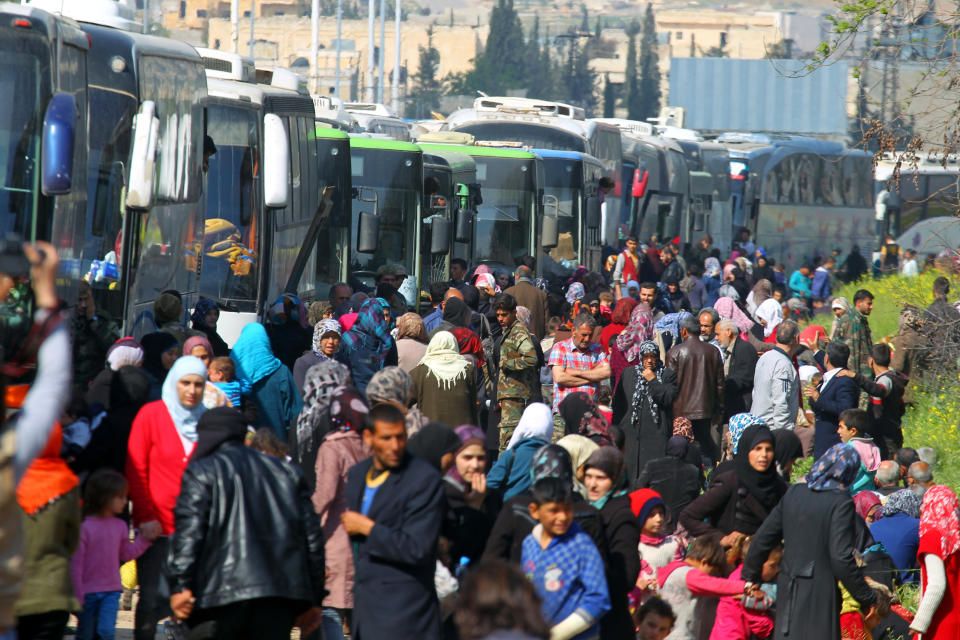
{"left": 348, "top": 135, "right": 423, "bottom": 308}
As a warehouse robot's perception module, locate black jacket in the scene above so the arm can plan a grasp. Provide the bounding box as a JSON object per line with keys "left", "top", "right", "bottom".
{"left": 597, "top": 496, "right": 640, "bottom": 640}
{"left": 742, "top": 484, "right": 877, "bottom": 640}
{"left": 723, "top": 337, "right": 757, "bottom": 420}
{"left": 168, "top": 442, "right": 326, "bottom": 610}
{"left": 810, "top": 373, "right": 860, "bottom": 459}
{"left": 679, "top": 470, "right": 785, "bottom": 538}
{"left": 635, "top": 456, "right": 702, "bottom": 532}
{"left": 441, "top": 476, "right": 501, "bottom": 567}
{"left": 346, "top": 453, "right": 445, "bottom": 640}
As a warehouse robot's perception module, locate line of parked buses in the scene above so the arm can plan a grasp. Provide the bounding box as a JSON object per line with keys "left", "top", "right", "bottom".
{"left": 5, "top": 0, "right": 959, "bottom": 345}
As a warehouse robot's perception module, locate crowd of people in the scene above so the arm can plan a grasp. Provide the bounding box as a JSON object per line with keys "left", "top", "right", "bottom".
{"left": 3, "top": 232, "right": 960, "bottom": 640}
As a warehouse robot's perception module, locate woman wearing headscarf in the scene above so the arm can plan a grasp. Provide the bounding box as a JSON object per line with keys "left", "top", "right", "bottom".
{"left": 293, "top": 318, "right": 344, "bottom": 391}
{"left": 231, "top": 323, "right": 303, "bottom": 438}
{"left": 680, "top": 422, "right": 786, "bottom": 546}
{"left": 729, "top": 267, "right": 751, "bottom": 301}
{"left": 307, "top": 300, "right": 333, "bottom": 326}
{"left": 190, "top": 298, "right": 229, "bottom": 357}
{"left": 140, "top": 332, "right": 181, "bottom": 401}
{"left": 599, "top": 298, "right": 637, "bottom": 354}
{"left": 483, "top": 444, "right": 607, "bottom": 564}
{"left": 487, "top": 403, "right": 554, "bottom": 500}
{"left": 557, "top": 434, "right": 600, "bottom": 499}
{"left": 610, "top": 303, "right": 654, "bottom": 388}
{"left": 703, "top": 257, "right": 722, "bottom": 307}
{"left": 869, "top": 488, "right": 921, "bottom": 585}
{"left": 154, "top": 291, "right": 192, "bottom": 345}
{"left": 612, "top": 340, "right": 678, "bottom": 486}
{"left": 72, "top": 366, "right": 152, "bottom": 477}
{"left": 291, "top": 359, "right": 352, "bottom": 490}
{"left": 753, "top": 250, "right": 776, "bottom": 285}
{"left": 126, "top": 355, "right": 209, "bottom": 638}
{"left": 754, "top": 297, "right": 784, "bottom": 344}
{"left": 338, "top": 298, "right": 397, "bottom": 394}
{"left": 395, "top": 312, "right": 429, "bottom": 373}
{"left": 910, "top": 485, "right": 960, "bottom": 639}
{"left": 265, "top": 294, "right": 312, "bottom": 372}
{"left": 312, "top": 386, "right": 371, "bottom": 640}
{"left": 442, "top": 425, "right": 501, "bottom": 568}
{"left": 634, "top": 436, "right": 703, "bottom": 533}
{"left": 406, "top": 422, "right": 463, "bottom": 473}
{"left": 366, "top": 366, "right": 428, "bottom": 436}
{"left": 742, "top": 443, "right": 879, "bottom": 640}
{"left": 86, "top": 337, "right": 145, "bottom": 410}
{"left": 556, "top": 392, "right": 614, "bottom": 446}
{"left": 746, "top": 278, "right": 774, "bottom": 316}
{"left": 14, "top": 423, "right": 80, "bottom": 640}
{"left": 409, "top": 332, "right": 477, "bottom": 427}
{"left": 582, "top": 447, "right": 640, "bottom": 640}
{"left": 182, "top": 335, "right": 228, "bottom": 410}
{"left": 714, "top": 411, "right": 766, "bottom": 477}
{"left": 854, "top": 491, "right": 883, "bottom": 524}
{"left": 429, "top": 297, "right": 471, "bottom": 338}
{"left": 772, "top": 428, "right": 803, "bottom": 482}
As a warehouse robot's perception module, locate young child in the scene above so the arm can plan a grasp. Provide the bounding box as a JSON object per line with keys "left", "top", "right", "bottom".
{"left": 631, "top": 489, "right": 685, "bottom": 606}
{"left": 710, "top": 542, "right": 781, "bottom": 640}
{"left": 657, "top": 533, "right": 749, "bottom": 640}
{"left": 597, "top": 386, "right": 614, "bottom": 426}
{"left": 522, "top": 477, "right": 610, "bottom": 640}
{"left": 249, "top": 426, "right": 288, "bottom": 458}
{"left": 838, "top": 409, "right": 882, "bottom": 495}
{"left": 71, "top": 469, "right": 160, "bottom": 640}
{"left": 208, "top": 356, "right": 251, "bottom": 408}
{"left": 636, "top": 596, "right": 676, "bottom": 640}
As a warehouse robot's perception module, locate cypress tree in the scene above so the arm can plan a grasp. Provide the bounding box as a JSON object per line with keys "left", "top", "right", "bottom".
{"left": 638, "top": 3, "right": 661, "bottom": 121}
{"left": 624, "top": 20, "right": 641, "bottom": 120}
{"left": 406, "top": 23, "right": 442, "bottom": 118}
{"left": 602, "top": 73, "right": 616, "bottom": 117}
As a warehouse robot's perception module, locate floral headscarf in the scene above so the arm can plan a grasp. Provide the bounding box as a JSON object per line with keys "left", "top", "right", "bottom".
{"left": 883, "top": 488, "right": 922, "bottom": 519}
{"left": 312, "top": 318, "right": 342, "bottom": 358}
{"left": 366, "top": 366, "right": 412, "bottom": 405}
{"left": 190, "top": 297, "right": 219, "bottom": 330}
{"left": 475, "top": 272, "right": 500, "bottom": 293}
{"left": 714, "top": 296, "right": 754, "bottom": 334}
{"left": 729, "top": 412, "right": 765, "bottom": 454}
{"left": 558, "top": 392, "right": 614, "bottom": 447}
{"left": 295, "top": 360, "right": 350, "bottom": 457}
{"left": 704, "top": 257, "right": 721, "bottom": 278}
{"left": 516, "top": 306, "right": 532, "bottom": 330}
{"left": 340, "top": 298, "right": 395, "bottom": 365}
{"left": 529, "top": 443, "right": 574, "bottom": 487}
{"left": 396, "top": 312, "right": 428, "bottom": 342}
{"left": 806, "top": 443, "right": 861, "bottom": 491}
{"left": 267, "top": 294, "right": 308, "bottom": 328}
{"left": 919, "top": 485, "right": 960, "bottom": 558}
{"left": 672, "top": 416, "right": 694, "bottom": 442}
{"left": 534, "top": 277, "right": 549, "bottom": 292}
{"left": 631, "top": 340, "right": 663, "bottom": 424}
{"left": 328, "top": 387, "right": 369, "bottom": 433}
{"left": 566, "top": 282, "right": 586, "bottom": 305}
{"left": 307, "top": 300, "right": 332, "bottom": 326}
{"left": 853, "top": 491, "right": 883, "bottom": 522}
{"left": 654, "top": 311, "right": 693, "bottom": 343}
{"left": 616, "top": 303, "right": 654, "bottom": 361}
{"left": 450, "top": 327, "right": 486, "bottom": 368}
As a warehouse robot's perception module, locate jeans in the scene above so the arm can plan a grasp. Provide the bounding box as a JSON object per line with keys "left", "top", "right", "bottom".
{"left": 76, "top": 591, "right": 121, "bottom": 640}
{"left": 134, "top": 536, "right": 171, "bottom": 640}
{"left": 321, "top": 607, "right": 345, "bottom": 640}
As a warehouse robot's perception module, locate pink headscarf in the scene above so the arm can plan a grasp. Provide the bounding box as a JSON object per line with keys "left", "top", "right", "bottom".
{"left": 723, "top": 263, "right": 737, "bottom": 283}
{"left": 182, "top": 335, "right": 214, "bottom": 359}
{"left": 714, "top": 297, "right": 754, "bottom": 334}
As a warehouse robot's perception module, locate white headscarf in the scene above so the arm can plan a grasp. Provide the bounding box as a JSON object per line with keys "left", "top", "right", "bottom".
{"left": 418, "top": 331, "right": 470, "bottom": 390}
{"left": 106, "top": 339, "right": 144, "bottom": 370}
{"left": 161, "top": 355, "right": 208, "bottom": 443}
{"left": 755, "top": 298, "right": 784, "bottom": 338}
{"left": 506, "top": 403, "right": 554, "bottom": 450}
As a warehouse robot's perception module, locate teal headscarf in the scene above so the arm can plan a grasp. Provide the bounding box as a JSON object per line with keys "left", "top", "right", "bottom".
{"left": 231, "top": 323, "right": 282, "bottom": 384}
{"left": 161, "top": 355, "right": 208, "bottom": 443}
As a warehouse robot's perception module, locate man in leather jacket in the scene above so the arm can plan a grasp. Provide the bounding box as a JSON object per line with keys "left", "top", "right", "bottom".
{"left": 168, "top": 408, "right": 326, "bottom": 639}
{"left": 665, "top": 314, "right": 724, "bottom": 465}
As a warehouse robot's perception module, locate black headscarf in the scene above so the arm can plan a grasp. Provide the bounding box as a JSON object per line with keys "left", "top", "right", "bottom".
{"left": 407, "top": 422, "right": 462, "bottom": 472}
{"left": 193, "top": 407, "right": 248, "bottom": 460}
{"left": 665, "top": 435, "right": 690, "bottom": 459}
{"left": 442, "top": 298, "right": 471, "bottom": 328}
{"left": 110, "top": 366, "right": 152, "bottom": 413}
{"left": 461, "top": 285, "right": 481, "bottom": 311}
{"left": 557, "top": 392, "right": 613, "bottom": 446}
{"left": 733, "top": 423, "right": 782, "bottom": 511}
{"left": 772, "top": 429, "right": 803, "bottom": 480}
{"left": 141, "top": 332, "right": 180, "bottom": 380}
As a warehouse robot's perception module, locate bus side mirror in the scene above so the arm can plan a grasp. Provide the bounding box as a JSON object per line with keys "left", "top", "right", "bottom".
{"left": 263, "top": 114, "right": 290, "bottom": 208}
{"left": 455, "top": 208, "right": 473, "bottom": 242}
{"left": 542, "top": 214, "right": 558, "bottom": 250}
{"left": 632, "top": 169, "right": 648, "bottom": 198}
{"left": 126, "top": 100, "right": 159, "bottom": 210}
{"left": 586, "top": 196, "right": 601, "bottom": 229}
{"left": 357, "top": 212, "right": 379, "bottom": 253}
{"left": 431, "top": 218, "right": 451, "bottom": 255}
{"left": 41, "top": 93, "right": 76, "bottom": 195}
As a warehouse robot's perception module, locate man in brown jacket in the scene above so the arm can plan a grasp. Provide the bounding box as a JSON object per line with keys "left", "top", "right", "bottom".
{"left": 503, "top": 265, "right": 549, "bottom": 341}
{"left": 665, "top": 314, "right": 724, "bottom": 465}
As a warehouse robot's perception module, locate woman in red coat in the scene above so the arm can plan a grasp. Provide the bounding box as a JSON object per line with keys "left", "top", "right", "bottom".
{"left": 910, "top": 485, "right": 960, "bottom": 639}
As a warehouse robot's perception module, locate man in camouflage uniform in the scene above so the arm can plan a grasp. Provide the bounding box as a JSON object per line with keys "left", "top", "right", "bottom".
{"left": 834, "top": 289, "right": 874, "bottom": 378}
{"left": 493, "top": 293, "right": 539, "bottom": 452}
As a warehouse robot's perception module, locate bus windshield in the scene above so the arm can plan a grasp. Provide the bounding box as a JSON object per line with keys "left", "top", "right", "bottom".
{"left": 474, "top": 156, "right": 534, "bottom": 267}
{"left": 0, "top": 37, "right": 49, "bottom": 237}
{"left": 350, "top": 147, "right": 420, "bottom": 305}
{"left": 543, "top": 158, "right": 582, "bottom": 265}
{"left": 200, "top": 103, "right": 260, "bottom": 311}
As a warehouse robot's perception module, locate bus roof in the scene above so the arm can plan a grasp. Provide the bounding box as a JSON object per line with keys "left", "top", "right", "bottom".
{"left": 80, "top": 21, "right": 202, "bottom": 64}
{"left": 421, "top": 149, "right": 476, "bottom": 174}
{"left": 349, "top": 135, "right": 420, "bottom": 152}
{"left": 418, "top": 142, "right": 536, "bottom": 160}
{"left": 315, "top": 124, "right": 350, "bottom": 140}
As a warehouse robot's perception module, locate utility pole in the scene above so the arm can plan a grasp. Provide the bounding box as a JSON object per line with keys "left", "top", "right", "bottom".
{"left": 367, "top": 0, "right": 375, "bottom": 101}
{"left": 249, "top": 0, "right": 255, "bottom": 60}
{"left": 231, "top": 0, "right": 239, "bottom": 52}
{"left": 311, "top": 0, "right": 319, "bottom": 93}
{"left": 335, "top": 0, "right": 342, "bottom": 98}
{"left": 378, "top": 0, "right": 386, "bottom": 104}
{"left": 391, "top": 0, "right": 401, "bottom": 114}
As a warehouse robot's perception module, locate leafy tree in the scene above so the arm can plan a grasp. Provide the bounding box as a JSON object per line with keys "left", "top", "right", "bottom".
{"left": 765, "top": 38, "right": 795, "bottom": 59}
{"left": 637, "top": 3, "right": 661, "bottom": 121}
{"left": 465, "top": 0, "right": 527, "bottom": 94}
{"left": 624, "top": 19, "right": 641, "bottom": 119}
{"left": 525, "top": 16, "right": 558, "bottom": 100}
{"left": 602, "top": 74, "right": 616, "bottom": 117}
{"left": 562, "top": 35, "right": 596, "bottom": 114}
{"left": 406, "top": 24, "right": 442, "bottom": 119}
